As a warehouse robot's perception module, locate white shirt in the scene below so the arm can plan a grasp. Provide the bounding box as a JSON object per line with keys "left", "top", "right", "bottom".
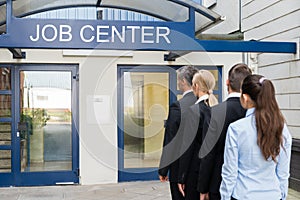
{"left": 225, "top": 92, "right": 241, "bottom": 100}
{"left": 195, "top": 94, "right": 209, "bottom": 104}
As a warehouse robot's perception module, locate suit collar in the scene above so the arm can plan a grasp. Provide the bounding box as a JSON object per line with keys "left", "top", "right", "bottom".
{"left": 226, "top": 92, "right": 241, "bottom": 100}
{"left": 182, "top": 89, "right": 193, "bottom": 97}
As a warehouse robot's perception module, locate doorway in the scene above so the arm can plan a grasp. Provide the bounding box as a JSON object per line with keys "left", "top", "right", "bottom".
{"left": 117, "top": 65, "right": 222, "bottom": 181}
{"left": 0, "top": 64, "right": 79, "bottom": 186}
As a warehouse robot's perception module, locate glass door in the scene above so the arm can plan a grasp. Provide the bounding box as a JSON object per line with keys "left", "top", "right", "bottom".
{"left": 16, "top": 66, "right": 79, "bottom": 186}
{"left": 117, "top": 65, "right": 222, "bottom": 182}
{"left": 0, "top": 65, "right": 79, "bottom": 187}
{"left": 118, "top": 66, "right": 177, "bottom": 181}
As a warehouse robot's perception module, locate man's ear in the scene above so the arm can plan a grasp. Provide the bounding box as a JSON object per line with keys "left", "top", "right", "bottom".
{"left": 226, "top": 79, "right": 229, "bottom": 86}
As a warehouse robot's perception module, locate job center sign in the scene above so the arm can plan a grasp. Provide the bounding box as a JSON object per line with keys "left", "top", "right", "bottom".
{"left": 5, "top": 18, "right": 197, "bottom": 50}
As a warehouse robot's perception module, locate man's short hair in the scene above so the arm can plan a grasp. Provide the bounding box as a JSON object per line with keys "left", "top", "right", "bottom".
{"left": 228, "top": 63, "right": 252, "bottom": 92}
{"left": 177, "top": 65, "right": 198, "bottom": 87}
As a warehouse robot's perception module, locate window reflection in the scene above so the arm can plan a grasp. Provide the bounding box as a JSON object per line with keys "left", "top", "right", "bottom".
{"left": 0, "top": 68, "right": 11, "bottom": 90}
{"left": 124, "top": 72, "right": 168, "bottom": 168}
{"left": 0, "top": 122, "right": 11, "bottom": 146}
{"left": 0, "top": 150, "right": 11, "bottom": 173}
{"left": 0, "top": 68, "right": 12, "bottom": 118}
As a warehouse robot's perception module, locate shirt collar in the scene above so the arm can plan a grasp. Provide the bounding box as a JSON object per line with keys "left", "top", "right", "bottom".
{"left": 246, "top": 107, "right": 255, "bottom": 117}
{"left": 182, "top": 89, "right": 193, "bottom": 97}
{"left": 195, "top": 94, "right": 209, "bottom": 104}
{"left": 226, "top": 92, "right": 241, "bottom": 100}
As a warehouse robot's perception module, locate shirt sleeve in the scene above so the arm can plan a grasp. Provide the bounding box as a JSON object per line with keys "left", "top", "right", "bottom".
{"left": 276, "top": 125, "right": 292, "bottom": 200}
{"left": 220, "top": 124, "right": 239, "bottom": 200}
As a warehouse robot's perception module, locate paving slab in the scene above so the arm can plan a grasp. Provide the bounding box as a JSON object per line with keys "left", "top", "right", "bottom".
{"left": 0, "top": 181, "right": 299, "bottom": 200}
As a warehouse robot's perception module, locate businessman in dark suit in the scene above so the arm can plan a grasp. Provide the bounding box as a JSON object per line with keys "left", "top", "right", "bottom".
{"left": 198, "top": 63, "right": 252, "bottom": 200}
{"left": 159, "top": 65, "right": 198, "bottom": 200}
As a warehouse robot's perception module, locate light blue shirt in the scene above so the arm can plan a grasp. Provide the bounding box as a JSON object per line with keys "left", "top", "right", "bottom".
{"left": 220, "top": 108, "right": 292, "bottom": 200}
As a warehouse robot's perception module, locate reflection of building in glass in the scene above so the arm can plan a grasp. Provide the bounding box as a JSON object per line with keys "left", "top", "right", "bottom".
{"left": 23, "top": 72, "right": 71, "bottom": 111}
{"left": 124, "top": 72, "right": 168, "bottom": 168}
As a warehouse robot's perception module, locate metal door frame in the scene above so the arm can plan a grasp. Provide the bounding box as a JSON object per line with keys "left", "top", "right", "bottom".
{"left": 0, "top": 64, "right": 79, "bottom": 187}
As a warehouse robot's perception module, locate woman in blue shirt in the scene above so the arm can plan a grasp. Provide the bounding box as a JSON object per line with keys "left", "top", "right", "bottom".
{"left": 220, "top": 74, "right": 292, "bottom": 200}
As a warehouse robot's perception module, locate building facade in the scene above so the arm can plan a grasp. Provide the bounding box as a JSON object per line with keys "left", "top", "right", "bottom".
{"left": 0, "top": 0, "right": 298, "bottom": 188}
{"left": 240, "top": 0, "right": 300, "bottom": 190}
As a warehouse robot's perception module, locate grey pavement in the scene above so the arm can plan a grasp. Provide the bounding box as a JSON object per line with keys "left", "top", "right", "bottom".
{"left": 0, "top": 181, "right": 299, "bottom": 200}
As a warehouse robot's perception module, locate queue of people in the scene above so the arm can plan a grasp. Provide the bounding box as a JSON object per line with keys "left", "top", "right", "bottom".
{"left": 159, "top": 64, "right": 292, "bottom": 200}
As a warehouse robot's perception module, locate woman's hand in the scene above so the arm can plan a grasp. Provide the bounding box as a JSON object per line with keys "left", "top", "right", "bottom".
{"left": 178, "top": 183, "right": 185, "bottom": 197}
{"left": 159, "top": 175, "right": 168, "bottom": 182}
{"left": 200, "top": 193, "right": 209, "bottom": 200}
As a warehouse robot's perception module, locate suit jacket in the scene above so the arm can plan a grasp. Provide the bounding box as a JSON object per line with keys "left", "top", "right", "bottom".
{"left": 197, "top": 97, "right": 246, "bottom": 194}
{"left": 158, "top": 91, "right": 197, "bottom": 182}
{"left": 177, "top": 100, "right": 211, "bottom": 184}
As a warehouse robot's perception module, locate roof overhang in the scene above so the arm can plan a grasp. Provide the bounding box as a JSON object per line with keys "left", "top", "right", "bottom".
{"left": 0, "top": 0, "right": 222, "bottom": 34}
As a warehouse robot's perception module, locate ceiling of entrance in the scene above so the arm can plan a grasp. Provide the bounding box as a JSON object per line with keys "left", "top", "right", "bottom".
{"left": 0, "top": 0, "right": 221, "bottom": 34}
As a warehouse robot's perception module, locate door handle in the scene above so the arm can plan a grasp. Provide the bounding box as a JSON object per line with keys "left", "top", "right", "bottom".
{"left": 17, "top": 131, "right": 20, "bottom": 137}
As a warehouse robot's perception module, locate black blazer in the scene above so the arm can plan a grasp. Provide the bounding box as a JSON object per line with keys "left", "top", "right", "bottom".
{"left": 158, "top": 92, "right": 197, "bottom": 182}
{"left": 197, "top": 97, "right": 246, "bottom": 194}
{"left": 177, "top": 100, "right": 211, "bottom": 184}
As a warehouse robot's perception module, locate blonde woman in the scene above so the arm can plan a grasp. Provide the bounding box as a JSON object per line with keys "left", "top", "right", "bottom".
{"left": 177, "top": 70, "right": 218, "bottom": 200}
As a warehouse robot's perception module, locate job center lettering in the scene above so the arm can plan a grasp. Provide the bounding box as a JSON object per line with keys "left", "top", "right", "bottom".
{"left": 29, "top": 24, "right": 171, "bottom": 44}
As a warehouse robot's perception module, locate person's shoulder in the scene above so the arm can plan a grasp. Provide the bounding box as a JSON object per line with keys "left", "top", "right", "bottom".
{"left": 211, "top": 100, "right": 226, "bottom": 111}
{"left": 180, "top": 92, "right": 197, "bottom": 102}
{"left": 282, "top": 124, "right": 292, "bottom": 143}
{"left": 212, "top": 97, "right": 243, "bottom": 112}
{"left": 228, "top": 115, "right": 250, "bottom": 132}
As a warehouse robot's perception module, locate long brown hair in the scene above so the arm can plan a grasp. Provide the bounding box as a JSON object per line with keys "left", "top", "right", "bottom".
{"left": 241, "top": 75, "right": 285, "bottom": 162}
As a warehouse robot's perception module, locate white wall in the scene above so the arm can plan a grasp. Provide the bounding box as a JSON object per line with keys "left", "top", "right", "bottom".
{"left": 204, "top": 0, "right": 240, "bottom": 34}
{"left": 242, "top": 0, "right": 300, "bottom": 138}
{"left": 0, "top": 49, "right": 242, "bottom": 184}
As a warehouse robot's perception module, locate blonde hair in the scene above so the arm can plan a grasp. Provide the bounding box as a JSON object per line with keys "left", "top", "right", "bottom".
{"left": 193, "top": 70, "right": 218, "bottom": 106}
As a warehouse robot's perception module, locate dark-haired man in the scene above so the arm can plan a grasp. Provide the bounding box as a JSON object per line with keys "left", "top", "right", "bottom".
{"left": 198, "top": 63, "right": 252, "bottom": 200}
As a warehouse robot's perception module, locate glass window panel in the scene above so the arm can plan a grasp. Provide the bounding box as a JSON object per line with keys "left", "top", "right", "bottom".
{"left": 27, "top": 7, "right": 97, "bottom": 20}
{"left": 0, "top": 68, "right": 11, "bottom": 90}
{"left": 0, "top": 150, "right": 11, "bottom": 173}
{"left": 0, "top": 122, "right": 11, "bottom": 145}
{"left": 12, "top": 0, "right": 96, "bottom": 17}
{"left": 0, "top": 95, "right": 11, "bottom": 117}
{"left": 20, "top": 71, "right": 72, "bottom": 172}
{"left": 0, "top": 2, "right": 5, "bottom": 32}
{"left": 124, "top": 72, "right": 169, "bottom": 168}
{"left": 101, "top": 0, "right": 189, "bottom": 22}
{"left": 0, "top": 0, "right": 220, "bottom": 34}
{"left": 210, "top": 69, "right": 219, "bottom": 90}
